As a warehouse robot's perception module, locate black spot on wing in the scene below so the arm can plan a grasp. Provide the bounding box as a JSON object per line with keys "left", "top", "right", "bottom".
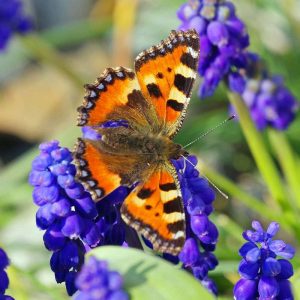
{"left": 147, "top": 83, "right": 162, "bottom": 98}
{"left": 167, "top": 220, "right": 185, "bottom": 233}
{"left": 167, "top": 99, "right": 184, "bottom": 112}
{"left": 127, "top": 89, "right": 145, "bottom": 106}
{"left": 163, "top": 197, "right": 181, "bottom": 214}
{"left": 180, "top": 52, "right": 197, "bottom": 70}
{"left": 173, "top": 237, "right": 185, "bottom": 246}
{"left": 156, "top": 72, "right": 164, "bottom": 79}
{"left": 159, "top": 182, "right": 177, "bottom": 191}
{"left": 137, "top": 188, "right": 155, "bottom": 199}
{"left": 174, "top": 74, "right": 194, "bottom": 97}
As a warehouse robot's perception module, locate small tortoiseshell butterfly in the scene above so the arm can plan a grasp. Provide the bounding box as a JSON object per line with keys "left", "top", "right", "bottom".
{"left": 74, "top": 29, "right": 199, "bottom": 255}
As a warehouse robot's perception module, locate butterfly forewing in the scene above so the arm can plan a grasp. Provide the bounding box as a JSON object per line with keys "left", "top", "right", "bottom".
{"left": 77, "top": 67, "right": 157, "bottom": 133}
{"left": 135, "top": 29, "right": 199, "bottom": 137}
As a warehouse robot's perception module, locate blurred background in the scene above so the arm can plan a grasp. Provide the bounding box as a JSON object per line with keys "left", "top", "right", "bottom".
{"left": 0, "top": 0, "right": 300, "bottom": 299}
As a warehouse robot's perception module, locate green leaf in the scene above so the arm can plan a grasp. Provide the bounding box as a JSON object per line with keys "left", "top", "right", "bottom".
{"left": 88, "top": 246, "right": 214, "bottom": 300}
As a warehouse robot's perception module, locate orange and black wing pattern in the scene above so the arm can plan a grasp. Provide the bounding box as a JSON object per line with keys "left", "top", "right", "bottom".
{"left": 121, "top": 163, "right": 185, "bottom": 255}
{"left": 77, "top": 67, "right": 157, "bottom": 132}
{"left": 135, "top": 29, "right": 199, "bottom": 137}
{"left": 73, "top": 138, "right": 122, "bottom": 200}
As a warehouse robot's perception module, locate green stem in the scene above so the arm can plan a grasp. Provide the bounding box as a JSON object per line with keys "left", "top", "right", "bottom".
{"left": 268, "top": 129, "right": 300, "bottom": 211}
{"left": 18, "top": 34, "right": 84, "bottom": 89}
{"left": 228, "top": 92, "right": 288, "bottom": 212}
{"left": 210, "top": 213, "right": 244, "bottom": 243}
{"left": 199, "top": 162, "right": 296, "bottom": 236}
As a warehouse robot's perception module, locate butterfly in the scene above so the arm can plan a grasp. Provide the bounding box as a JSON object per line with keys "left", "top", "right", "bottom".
{"left": 74, "top": 29, "right": 199, "bottom": 255}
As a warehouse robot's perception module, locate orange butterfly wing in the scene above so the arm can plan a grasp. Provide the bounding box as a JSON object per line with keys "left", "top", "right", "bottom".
{"left": 74, "top": 138, "right": 123, "bottom": 200}
{"left": 121, "top": 164, "right": 185, "bottom": 255}
{"left": 135, "top": 29, "right": 199, "bottom": 137}
{"left": 77, "top": 67, "right": 157, "bottom": 132}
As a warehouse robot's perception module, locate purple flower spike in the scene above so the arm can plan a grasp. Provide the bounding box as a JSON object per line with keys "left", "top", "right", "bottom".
{"left": 29, "top": 141, "right": 100, "bottom": 294}
{"left": 237, "top": 53, "right": 299, "bottom": 131}
{"left": 75, "top": 256, "right": 129, "bottom": 300}
{"left": 0, "top": 247, "right": 14, "bottom": 299}
{"left": 172, "top": 155, "right": 218, "bottom": 295}
{"left": 0, "top": 0, "right": 33, "bottom": 51}
{"left": 234, "top": 221, "right": 295, "bottom": 299}
{"left": 177, "top": 1, "right": 298, "bottom": 130}
{"left": 177, "top": 0, "right": 249, "bottom": 98}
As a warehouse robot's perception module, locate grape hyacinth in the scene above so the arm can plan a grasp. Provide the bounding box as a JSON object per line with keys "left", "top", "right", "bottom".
{"left": 29, "top": 139, "right": 131, "bottom": 295}
{"left": 229, "top": 52, "right": 299, "bottom": 131}
{"left": 234, "top": 221, "right": 295, "bottom": 300}
{"left": 0, "top": 0, "right": 32, "bottom": 50}
{"left": 75, "top": 256, "right": 129, "bottom": 300}
{"left": 177, "top": 0, "right": 299, "bottom": 130}
{"left": 178, "top": 0, "right": 249, "bottom": 98}
{"left": 173, "top": 156, "right": 218, "bottom": 295}
{"left": 0, "top": 247, "right": 14, "bottom": 299}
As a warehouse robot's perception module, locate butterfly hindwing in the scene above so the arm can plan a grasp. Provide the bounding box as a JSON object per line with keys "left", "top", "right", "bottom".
{"left": 135, "top": 29, "right": 199, "bottom": 137}
{"left": 121, "top": 163, "right": 185, "bottom": 255}
{"left": 74, "top": 138, "right": 122, "bottom": 200}
{"left": 74, "top": 137, "right": 154, "bottom": 201}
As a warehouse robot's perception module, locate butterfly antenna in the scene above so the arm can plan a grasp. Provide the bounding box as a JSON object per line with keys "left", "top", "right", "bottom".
{"left": 181, "top": 155, "right": 229, "bottom": 200}
{"left": 183, "top": 115, "right": 235, "bottom": 149}
{"left": 181, "top": 155, "right": 196, "bottom": 168}
{"left": 202, "top": 174, "right": 229, "bottom": 199}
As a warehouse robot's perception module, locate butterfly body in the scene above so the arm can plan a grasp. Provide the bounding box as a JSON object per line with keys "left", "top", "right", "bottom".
{"left": 74, "top": 29, "right": 199, "bottom": 255}
{"left": 100, "top": 126, "right": 187, "bottom": 162}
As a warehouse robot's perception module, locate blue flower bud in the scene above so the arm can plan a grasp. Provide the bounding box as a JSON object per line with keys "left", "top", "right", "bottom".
{"left": 234, "top": 278, "right": 257, "bottom": 300}
{"left": 262, "top": 257, "right": 281, "bottom": 277}
{"left": 258, "top": 276, "right": 279, "bottom": 299}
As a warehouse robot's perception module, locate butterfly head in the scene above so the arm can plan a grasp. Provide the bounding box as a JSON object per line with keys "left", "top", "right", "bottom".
{"left": 168, "top": 142, "right": 189, "bottom": 160}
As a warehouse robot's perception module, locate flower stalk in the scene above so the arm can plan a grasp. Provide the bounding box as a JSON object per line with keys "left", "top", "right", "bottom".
{"left": 199, "top": 161, "right": 297, "bottom": 235}
{"left": 228, "top": 92, "right": 290, "bottom": 213}
{"left": 268, "top": 129, "right": 300, "bottom": 212}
